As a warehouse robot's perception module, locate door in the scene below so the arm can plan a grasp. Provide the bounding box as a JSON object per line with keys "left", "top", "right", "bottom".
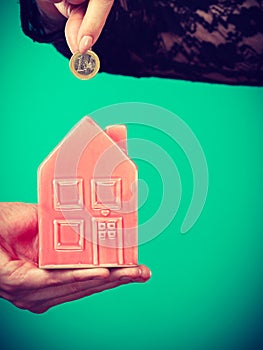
{"left": 92, "top": 217, "right": 123, "bottom": 266}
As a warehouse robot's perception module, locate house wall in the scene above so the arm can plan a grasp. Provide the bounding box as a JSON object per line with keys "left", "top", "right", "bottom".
{"left": 38, "top": 124, "right": 137, "bottom": 268}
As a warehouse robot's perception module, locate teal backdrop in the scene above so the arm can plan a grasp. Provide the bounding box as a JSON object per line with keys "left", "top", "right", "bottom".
{"left": 1, "top": 2, "right": 263, "bottom": 350}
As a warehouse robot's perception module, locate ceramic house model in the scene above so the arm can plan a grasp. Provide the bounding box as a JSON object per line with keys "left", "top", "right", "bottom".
{"left": 38, "top": 117, "right": 138, "bottom": 268}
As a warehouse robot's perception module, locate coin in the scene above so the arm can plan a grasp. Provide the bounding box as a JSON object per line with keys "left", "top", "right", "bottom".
{"left": 69, "top": 50, "right": 100, "bottom": 80}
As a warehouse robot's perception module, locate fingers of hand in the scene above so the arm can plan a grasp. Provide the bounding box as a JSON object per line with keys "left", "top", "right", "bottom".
{"left": 1, "top": 259, "right": 109, "bottom": 285}
{"left": 0, "top": 261, "right": 109, "bottom": 307}
{"left": 0, "top": 261, "right": 151, "bottom": 313}
{"left": 109, "top": 265, "right": 152, "bottom": 282}
{"left": 46, "top": 267, "right": 110, "bottom": 286}
{"left": 29, "top": 279, "right": 129, "bottom": 313}
{"left": 32, "top": 266, "right": 152, "bottom": 313}
{"left": 65, "top": 0, "right": 114, "bottom": 54}
{"left": 12, "top": 277, "right": 111, "bottom": 313}
{"left": 65, "top": 5, "right": 86, "bottom": 53}
{"left": 78, "top": 0, "right": 114, "bottom": 53}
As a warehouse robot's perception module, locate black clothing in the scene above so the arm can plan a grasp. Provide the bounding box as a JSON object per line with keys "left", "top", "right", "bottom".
{"left": 20, "top": 0, "right": 263, "bottom": 86}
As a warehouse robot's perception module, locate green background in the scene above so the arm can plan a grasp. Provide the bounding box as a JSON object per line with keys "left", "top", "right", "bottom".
{"left": 1, "top": 2, "right": 263, "bottom": 350}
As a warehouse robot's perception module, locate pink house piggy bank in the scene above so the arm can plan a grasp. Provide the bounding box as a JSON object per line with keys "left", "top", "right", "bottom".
{"left": 38, "top": 117, "right": 138, "bottom": 268}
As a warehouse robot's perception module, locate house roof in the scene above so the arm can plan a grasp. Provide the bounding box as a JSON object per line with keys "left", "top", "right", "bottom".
{"left": 38, "top": 117, "right": 137, "bottom": 178}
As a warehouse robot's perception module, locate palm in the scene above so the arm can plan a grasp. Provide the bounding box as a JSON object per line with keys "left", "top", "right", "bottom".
{"left": 0, "top": 203, "right": 38, "bottom": 264}
{"left": 0, "top": 202, "right": 150, "bottom": 313}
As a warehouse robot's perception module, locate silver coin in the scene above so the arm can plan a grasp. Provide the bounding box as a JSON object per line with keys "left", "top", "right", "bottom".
{"left": 70, "top": 50, "right": 100, "bottom": 80}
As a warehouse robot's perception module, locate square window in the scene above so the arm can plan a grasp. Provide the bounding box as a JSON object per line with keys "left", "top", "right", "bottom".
{"left": 91, "top": 178, "right": 121, "bottom": 210}
{"left": 108, "top": 230, "right": 116, "bottom": 239}
{"left": 98, "top": 231, "right": 106, "bottom": 240}
{"left": 98, "top": 222, "right": 106, "bottom": 230}
{"left": 54, "top": 220, "right": 84, "bottom": 250}
{"left": 107, "top": 222, "right": 116, "bottom": 230}
{"left": 53, "top": 178, "right": 83, "bottom": 210}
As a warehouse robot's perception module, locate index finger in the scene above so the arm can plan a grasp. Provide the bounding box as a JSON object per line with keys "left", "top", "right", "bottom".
{"left": 77, "top": 0, "right": 114, "bottom": 53}
{"left": 1, "top": 261, "right": 110, "bottom": 291}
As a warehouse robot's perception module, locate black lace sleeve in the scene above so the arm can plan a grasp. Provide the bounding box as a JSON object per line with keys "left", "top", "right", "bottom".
{"left": 19, "top": 0, "right": 263, "bottom": 86}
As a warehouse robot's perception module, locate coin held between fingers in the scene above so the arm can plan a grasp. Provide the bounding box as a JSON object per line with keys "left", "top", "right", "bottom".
{"left": 69, "top": 50, "right": 100, "bottom": 80}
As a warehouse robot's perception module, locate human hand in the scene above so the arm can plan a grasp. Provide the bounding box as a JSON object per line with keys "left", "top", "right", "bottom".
{"left": 0, "top": 202, "right": 151, "bottom": 313}
{"left": 36, "top": 0, "right": 114, "bottom": 53}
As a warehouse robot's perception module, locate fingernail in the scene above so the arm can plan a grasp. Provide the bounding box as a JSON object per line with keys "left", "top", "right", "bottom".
{"left": 79, "top": 35, "right": 93, "bottom": 54}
